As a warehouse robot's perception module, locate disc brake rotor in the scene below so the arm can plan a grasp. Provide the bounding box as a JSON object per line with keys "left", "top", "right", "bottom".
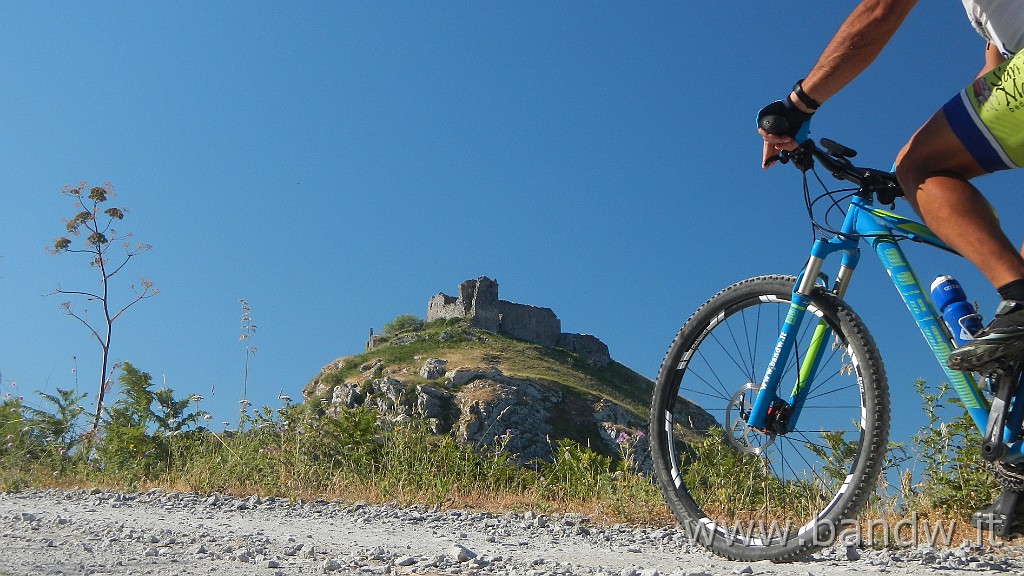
{"left": 724, "top": 383, "right": 775, "bottom": 455}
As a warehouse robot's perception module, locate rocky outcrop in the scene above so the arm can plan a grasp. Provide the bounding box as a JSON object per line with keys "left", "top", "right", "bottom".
{"left": 453, "top": 373, "right": 560, "bottom": 462}
{"left": 302, "top": 278, "right": 717, "bottom": 470}
{"left": 305, "top": 357, "right": 652, "bottom": 466}
{"left": 427, "top": 277, "right": 610, "bottom": 367}
{"left": 419, "top": 357, "right": 448, "bottom": 379}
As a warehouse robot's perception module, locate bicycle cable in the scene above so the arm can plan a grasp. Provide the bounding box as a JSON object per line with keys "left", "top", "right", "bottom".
{"left": 801, "top": 165, "right": 917, "bottom": 244}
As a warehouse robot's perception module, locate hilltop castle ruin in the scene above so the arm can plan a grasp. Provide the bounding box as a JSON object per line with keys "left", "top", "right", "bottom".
{"left": 426, "top": 277, "right": 611, "bottom": 366}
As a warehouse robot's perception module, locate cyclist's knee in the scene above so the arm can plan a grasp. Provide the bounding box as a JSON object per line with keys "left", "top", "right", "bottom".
{"left": 894, "top": 150, "right": 925, "bottom": 213}
{"left": 895, "top": 110, "right": 984, "bottom": 212}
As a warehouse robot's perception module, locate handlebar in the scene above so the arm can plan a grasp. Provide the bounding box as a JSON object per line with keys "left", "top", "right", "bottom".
{"left": 768, "top": 135, "right": 904, "bottom": 205}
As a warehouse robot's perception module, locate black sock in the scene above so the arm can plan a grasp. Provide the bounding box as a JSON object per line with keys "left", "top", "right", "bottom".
{"left": 997, "top": 278, "right": 1024, "bottom": 302}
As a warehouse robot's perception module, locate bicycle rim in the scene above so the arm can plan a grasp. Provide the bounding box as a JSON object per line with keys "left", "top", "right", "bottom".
{"left": 650, "top": 275, "right": 888, "bottom": 562}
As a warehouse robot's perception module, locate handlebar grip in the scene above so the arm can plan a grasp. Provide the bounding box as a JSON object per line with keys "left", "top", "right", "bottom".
{"left": 759, "top": 115, "right": 790, "bottom": 136}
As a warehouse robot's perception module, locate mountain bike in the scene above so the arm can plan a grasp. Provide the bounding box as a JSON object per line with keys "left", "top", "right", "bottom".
{"left": 648, "top": 135, "right": 1024, "bottom": 562}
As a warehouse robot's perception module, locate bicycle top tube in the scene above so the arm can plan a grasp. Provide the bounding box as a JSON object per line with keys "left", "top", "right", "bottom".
{"left": 855, "top": 200, "right": 955, "bottom": 252}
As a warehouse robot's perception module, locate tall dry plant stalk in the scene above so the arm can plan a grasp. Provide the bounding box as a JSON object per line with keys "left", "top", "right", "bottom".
{"left": 239, "top": 299, "right": 257, "bottom": 427}
{"left": 48, "top": 183, "right": 157, "bottom": 433}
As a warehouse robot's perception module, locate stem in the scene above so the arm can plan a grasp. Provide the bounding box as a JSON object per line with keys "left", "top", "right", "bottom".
{"left": 242, "top": 351, "right": 248, "bottom": 402}
{"left": 90, "top": 217, "right": 114, "bottom": 434}
{"left": 239, "top": 350, "right": 249, "bottom": 428}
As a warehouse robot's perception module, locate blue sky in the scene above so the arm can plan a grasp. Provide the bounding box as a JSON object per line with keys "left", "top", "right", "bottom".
{"left": 2, "top": 2, "right": 1021, "bottom": 444}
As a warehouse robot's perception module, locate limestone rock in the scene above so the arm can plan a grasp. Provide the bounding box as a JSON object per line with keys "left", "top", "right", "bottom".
{"left": 416, "top": 385, "right": 453, "bottom": 420}
{"left": 454, "top": 371, "right": 561, "bottom": 462}
{"left": 419, "top": 358, "right": 448, "bottom": 379}
{"left": 330, "top": 384, "right": 364, "bottom": 411}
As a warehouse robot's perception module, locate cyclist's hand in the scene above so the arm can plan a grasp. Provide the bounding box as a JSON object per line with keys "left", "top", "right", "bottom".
{"left": 762, "top": 137, "right": 797, "bottom": 169}
{"left": 757, "top": 99, "right": 812, "bottom": 168}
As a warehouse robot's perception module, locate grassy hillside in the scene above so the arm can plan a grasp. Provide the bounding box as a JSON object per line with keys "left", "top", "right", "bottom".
{"left": 308, "top": 318, "right": 655, "bottom": 418}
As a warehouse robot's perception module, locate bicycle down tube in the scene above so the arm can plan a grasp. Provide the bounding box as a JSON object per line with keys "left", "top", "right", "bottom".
{"left": 749, "top": 194, "right": 1024, "bottom": 463}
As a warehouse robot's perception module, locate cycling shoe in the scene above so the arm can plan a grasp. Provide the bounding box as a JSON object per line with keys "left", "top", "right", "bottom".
{"left": 947, "top": 301, "right": 1024, "bottom": 372}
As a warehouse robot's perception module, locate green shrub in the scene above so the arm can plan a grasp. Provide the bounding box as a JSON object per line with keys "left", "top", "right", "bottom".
{"left": 540, "top": 439, "right": 612, "bottom": 503}
{"left": 383, "top": 314, "right": 423, "bottom": 335}
{"left": 96, "top": 363, "right": 206, "bottom": 479}
{"left": 0, "top": 396, "right": 33, "bottom": 490}
{"left": 22, "top": 388, "right": 87, "bottom": 463}
{"left": 905, "top": 379, "right": 999, "bottom": 518}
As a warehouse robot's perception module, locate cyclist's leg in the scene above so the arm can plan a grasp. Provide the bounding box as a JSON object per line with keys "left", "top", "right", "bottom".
{"left": 897, "top": 50, "right": 1024, "bottom": 372}
{"left": 895, "top": 113, "right": 1024, "bottom": 289}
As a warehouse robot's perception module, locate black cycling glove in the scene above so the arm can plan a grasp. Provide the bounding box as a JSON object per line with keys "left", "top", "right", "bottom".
{"left": 757, "top": 98, "right": 813, "bottom": 142}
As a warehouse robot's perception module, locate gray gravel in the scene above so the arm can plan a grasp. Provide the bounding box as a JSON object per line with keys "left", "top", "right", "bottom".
{"left": 1, "top": 488, "right": 1022, "bottom": 575}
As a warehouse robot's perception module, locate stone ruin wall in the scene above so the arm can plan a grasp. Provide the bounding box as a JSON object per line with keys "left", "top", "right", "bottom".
{"left": 426, "top": 277, "right": 611, "bottom": 366}
{"left": 427, "top": 276, "right": 497, "bottom": 329}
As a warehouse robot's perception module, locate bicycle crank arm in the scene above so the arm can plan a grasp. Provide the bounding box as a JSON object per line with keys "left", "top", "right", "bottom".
{"left": 983, "top": 365, "right": 1017, "bottom": 461}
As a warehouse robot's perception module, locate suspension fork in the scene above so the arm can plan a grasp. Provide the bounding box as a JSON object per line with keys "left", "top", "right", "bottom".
{"left": 746, "top": 234, "right": 861, "bottom": 431}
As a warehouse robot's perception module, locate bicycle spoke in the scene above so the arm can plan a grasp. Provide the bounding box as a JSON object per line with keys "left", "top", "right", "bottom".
{"left": 709, "top": 324, "right": 758, "bottom": 382}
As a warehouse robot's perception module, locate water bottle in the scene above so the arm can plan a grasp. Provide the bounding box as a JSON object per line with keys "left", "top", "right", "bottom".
{"left": 930, "top": 275, "right": 984, "bottom": 347}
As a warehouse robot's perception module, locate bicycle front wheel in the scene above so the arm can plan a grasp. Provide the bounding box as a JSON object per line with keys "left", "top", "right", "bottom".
{"left": 650, "top": 275, "right": 889, "bottom": 562}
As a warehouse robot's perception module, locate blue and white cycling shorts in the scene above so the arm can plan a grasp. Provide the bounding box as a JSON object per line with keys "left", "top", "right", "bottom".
{"left": 944, "top": 49, "right": 1024, "bottom": 173}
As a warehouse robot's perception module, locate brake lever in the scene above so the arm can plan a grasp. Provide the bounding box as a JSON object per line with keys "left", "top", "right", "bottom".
{"left": 766, "top": 152, "right": 790, "bottom": 167}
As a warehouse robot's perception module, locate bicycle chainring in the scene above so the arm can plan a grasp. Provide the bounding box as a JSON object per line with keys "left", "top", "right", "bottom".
{"left": 990, "top": 460, "right": 1024, "bottom": 491}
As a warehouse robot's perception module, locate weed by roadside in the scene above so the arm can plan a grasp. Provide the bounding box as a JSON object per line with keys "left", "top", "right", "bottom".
{"left": 0, "top": 362, "right": 1013, "bottom": 536}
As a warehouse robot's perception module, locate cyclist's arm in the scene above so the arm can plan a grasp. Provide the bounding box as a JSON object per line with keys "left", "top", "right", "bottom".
{"left": 761, "top": 0, "right": 916, "bottom": 168}
{"left": 800, "top": 0, "right": 917, "bottom": 106}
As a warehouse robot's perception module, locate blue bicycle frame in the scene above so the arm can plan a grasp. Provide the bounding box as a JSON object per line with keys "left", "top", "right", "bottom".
{"left": 747, "top": 194, "right": 1024, "bottom": 463}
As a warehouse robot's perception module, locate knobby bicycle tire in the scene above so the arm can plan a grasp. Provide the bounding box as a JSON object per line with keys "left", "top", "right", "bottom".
{"left": 649, "top": 275, "right": 889, "bottom": 562}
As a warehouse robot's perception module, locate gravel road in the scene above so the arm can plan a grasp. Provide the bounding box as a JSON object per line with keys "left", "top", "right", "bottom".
{"left": 1, "top": 488, "right": 1022, "bottom": 576}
